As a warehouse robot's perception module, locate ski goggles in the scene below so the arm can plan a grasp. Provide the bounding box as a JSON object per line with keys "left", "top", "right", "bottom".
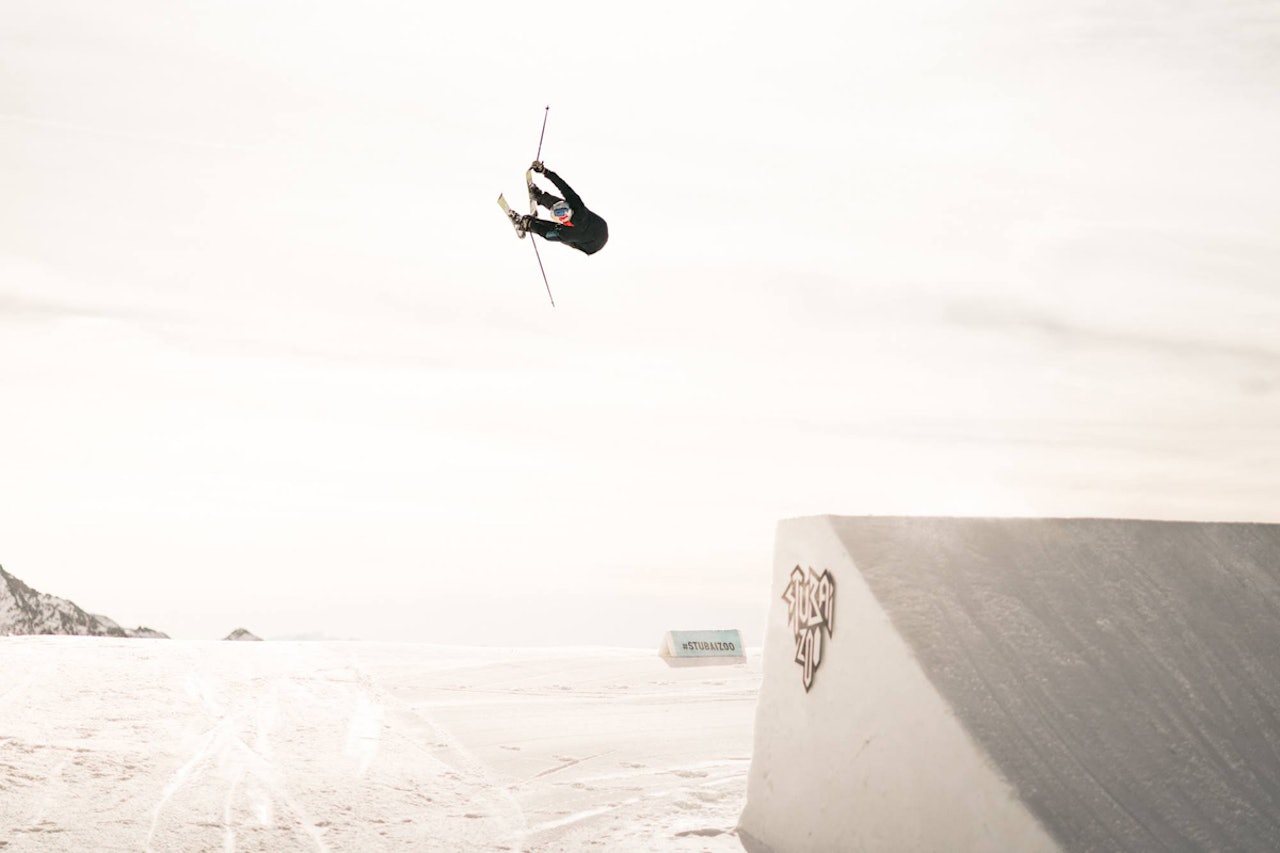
{"left": 552, "top": 203, "right": 573, "bottom": 224}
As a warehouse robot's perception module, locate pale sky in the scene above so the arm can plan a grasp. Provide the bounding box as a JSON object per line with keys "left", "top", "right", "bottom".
{"left": 3, "top": 0, "right": 1279, "bottom": 643}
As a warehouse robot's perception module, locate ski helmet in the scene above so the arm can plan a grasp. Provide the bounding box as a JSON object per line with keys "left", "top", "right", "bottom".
{"left": 551, "top": 201, "right": 573, "bottom": 225}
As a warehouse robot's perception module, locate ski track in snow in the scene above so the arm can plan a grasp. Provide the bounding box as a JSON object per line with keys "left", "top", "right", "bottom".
{"left": 0, "top": 639, "right": 527, "bottom": 851}
{"left": 360, "top": 649, "right": 760, "bottom": 852}
{"left": 0, "top": 638, "right": 760, "bottom": 852}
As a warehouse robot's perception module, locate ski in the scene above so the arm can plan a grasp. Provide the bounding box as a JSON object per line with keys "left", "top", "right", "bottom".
{"left": 496, "top": 193, "right": 527, "bottom": 239}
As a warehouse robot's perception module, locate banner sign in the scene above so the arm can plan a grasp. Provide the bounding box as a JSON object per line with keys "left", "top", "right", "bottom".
{"left": 660, "top": 629, "right": 746, "bottom": 663}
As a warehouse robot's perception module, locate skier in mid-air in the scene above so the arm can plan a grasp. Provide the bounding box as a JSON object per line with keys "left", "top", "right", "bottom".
{"left": 516, "top": 162, "right": 609, "bottom": 255}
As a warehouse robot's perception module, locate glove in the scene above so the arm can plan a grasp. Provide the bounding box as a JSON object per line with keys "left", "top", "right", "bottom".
{"left": 530, "top": 161, "right": 546, "bottom": 174}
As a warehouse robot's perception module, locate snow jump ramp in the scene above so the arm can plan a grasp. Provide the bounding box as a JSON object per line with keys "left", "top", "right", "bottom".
{"left": 739, "top": 516, "right": 1280, "bottom": 853}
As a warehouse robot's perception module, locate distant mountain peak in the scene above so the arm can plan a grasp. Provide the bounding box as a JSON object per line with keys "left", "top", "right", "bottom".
{"left": 223, "top": 628, "right": 262, "bottom": 641}
{"left": 0, "top": 564, "right": 168, "bottom": 639}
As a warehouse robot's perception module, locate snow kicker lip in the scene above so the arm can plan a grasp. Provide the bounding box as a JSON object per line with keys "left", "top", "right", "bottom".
{"left": 743, "top": 515, "right": 1280, "bottom": 853}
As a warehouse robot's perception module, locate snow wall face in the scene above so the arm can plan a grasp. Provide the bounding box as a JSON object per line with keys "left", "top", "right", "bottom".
{"left": 738, "top": 515, "right": 1058, "bottom": 853}
{"left": 738, "top": 516, "right": 1280, "bottom": 853}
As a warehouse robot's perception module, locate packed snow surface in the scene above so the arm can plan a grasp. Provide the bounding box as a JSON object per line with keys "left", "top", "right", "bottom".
{"left": 0, "top": 638, "right": 759, "bottom": 851}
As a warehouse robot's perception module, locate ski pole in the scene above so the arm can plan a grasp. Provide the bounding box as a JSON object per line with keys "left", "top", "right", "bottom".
{"left": 531, "top": 105, "right": 555, "bottom": 307}
{"left": 535, "top": 105, "right": 549, "bottom": 162}
{"left": 531, "top": 236, "right": 555, "bottom": 307}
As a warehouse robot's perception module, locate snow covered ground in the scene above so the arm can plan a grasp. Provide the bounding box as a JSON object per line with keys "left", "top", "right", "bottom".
{"left": 6, "top": 520, "right": 1280, "bottom": 852}
{"left": 0, "top": 638, "right": 759, "bottom": 851}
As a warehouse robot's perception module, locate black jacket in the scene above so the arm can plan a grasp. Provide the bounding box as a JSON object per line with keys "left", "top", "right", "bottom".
{"left": 531, "top": 169, "right": 609, "bottom": 255}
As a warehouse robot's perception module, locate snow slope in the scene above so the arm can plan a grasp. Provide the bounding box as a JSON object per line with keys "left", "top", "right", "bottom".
{"left": 0, "top": 638, "right": 758, "bottom": 851}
